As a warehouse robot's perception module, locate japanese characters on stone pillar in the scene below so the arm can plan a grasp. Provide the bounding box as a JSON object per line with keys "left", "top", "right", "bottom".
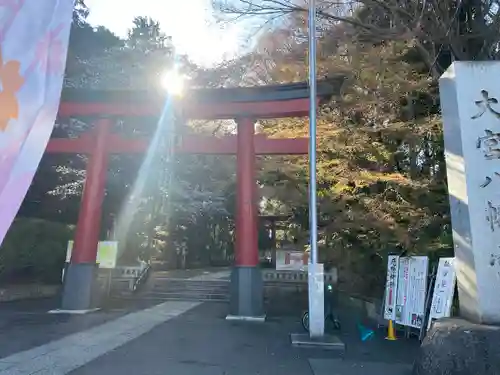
{"left": 440, "top": 62, "right": 500, "bottom": 324}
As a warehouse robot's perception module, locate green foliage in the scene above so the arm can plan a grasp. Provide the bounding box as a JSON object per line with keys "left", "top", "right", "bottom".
{"left": 242, "top": 27, "right": 453, "bottom": 296}
{"left": 0, "top": 219, "right": 73, "bottom": 284}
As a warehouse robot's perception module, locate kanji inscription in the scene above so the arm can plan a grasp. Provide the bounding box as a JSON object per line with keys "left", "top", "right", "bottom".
{"left": 472, "top": 91, "right": 500, "bottom": 190}
{"left": 476, "top": 129, "right": 500, "bottom": 160}
{"left": 472, "top": 90, "right": 500, "bottom": 120}
{"left": 486, "top": 201, "right": 500, "bottom": 232}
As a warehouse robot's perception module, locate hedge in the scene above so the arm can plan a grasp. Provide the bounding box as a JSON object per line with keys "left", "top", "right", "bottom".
{"left": 0, "top": 218, "right": 74, "bottom": 284}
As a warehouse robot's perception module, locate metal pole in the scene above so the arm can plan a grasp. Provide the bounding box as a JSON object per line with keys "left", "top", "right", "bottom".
{"left": 307, "top": 0, "right": 325, "bottom": 339}
{"left": 308, "top": 0, "right": 318, "bottom": 264}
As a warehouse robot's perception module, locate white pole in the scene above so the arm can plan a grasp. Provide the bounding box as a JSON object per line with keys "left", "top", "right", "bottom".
{"left": 308, "top": 0, "right": 318, "bottom": 266}
{"left": 307, "top": 0, "right": 325, "bottom": 338}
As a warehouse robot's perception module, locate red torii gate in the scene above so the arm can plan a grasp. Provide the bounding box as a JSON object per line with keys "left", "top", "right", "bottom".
{"left": 51, "top": 78, "right": 342, "bottom": 318}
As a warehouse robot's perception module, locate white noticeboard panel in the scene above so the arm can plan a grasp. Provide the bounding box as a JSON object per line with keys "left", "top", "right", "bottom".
{"left": 395, "top": 256, "right": 429, "bottom": 329}
{"left": 66, "top": 241, "right": 118, "bottom": 269}
{"left": 427, "top": 257, "right": 456, "bottom": 330}
{"left": 276, "top": 250, "right": 308, "bottom": 271}
{"left": 383, "top": 255, "right": 400, "bottom": 320}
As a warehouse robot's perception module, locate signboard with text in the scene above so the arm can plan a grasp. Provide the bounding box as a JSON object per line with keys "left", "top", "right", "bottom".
{"left": 383, "top": 255, "right": 400, "bottom": 320}
{"left": 394, "top": 256, "right": 429, "bottom": 329}
{"left": 276, "top": 250, "right": 309, "bottom": 271}
{"left": 427, "top": 257, "right": 456, "bottom": 330}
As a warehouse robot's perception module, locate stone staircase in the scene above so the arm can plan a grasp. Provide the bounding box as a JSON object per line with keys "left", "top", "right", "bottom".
{"left": 137, "top": 277, "right": 230, "bottom": 302}
{"left": 111, "top": 268, "right": 338, "bottom": 305}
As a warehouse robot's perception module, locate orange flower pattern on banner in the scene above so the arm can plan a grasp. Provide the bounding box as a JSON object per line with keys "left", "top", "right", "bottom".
{"left": 0, "top": 47, "right": 24, "bottom": 131}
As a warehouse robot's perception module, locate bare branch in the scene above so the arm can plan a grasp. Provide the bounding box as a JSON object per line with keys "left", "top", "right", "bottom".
{"left": 214, "top": 0, "right": 500, "bottom": 77}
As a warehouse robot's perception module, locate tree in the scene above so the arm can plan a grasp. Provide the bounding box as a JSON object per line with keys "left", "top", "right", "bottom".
{"left": 216, "top": 0, "right": 500, "bottom": 78}
{"left": 203, "top": 14, "right": 452, "bottom": 295}
{"left": 127, "top": 16, "right": 171, "bottom": 51}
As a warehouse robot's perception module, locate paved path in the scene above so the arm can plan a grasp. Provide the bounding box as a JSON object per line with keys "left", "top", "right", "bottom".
{"left": 309, "top": 359, "right": 412, "bottom": 375}
{"left": 0, "top": 298, "right": 139, "bottom": 360}
{"left": 70, "top": 303, "right": 314, "bottom": 375}
{"left": 0, "top": 301, "right": 199, "bottom": 375}
{"left": 0, "top": 296, "right": 418, "bottom": 375}
{"left": 70, "top": 302, "right": 417, "bottom": 375}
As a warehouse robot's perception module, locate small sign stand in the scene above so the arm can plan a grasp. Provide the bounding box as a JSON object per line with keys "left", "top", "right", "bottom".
{"left": 382, "top": 255, "right": 429, "bottom": 339}
{"left": 425, "top": 258, "right": 457, "bottom": 332}
{"left": 380, "top": 256, "right": 458, "bottom": 342}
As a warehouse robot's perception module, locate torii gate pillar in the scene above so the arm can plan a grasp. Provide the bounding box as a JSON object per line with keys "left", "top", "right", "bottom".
{"left": 61, "top": 119, "right": 110, "bottom": 311}
{"left": 228, "top": 118, "right": 264, "bottom": 320}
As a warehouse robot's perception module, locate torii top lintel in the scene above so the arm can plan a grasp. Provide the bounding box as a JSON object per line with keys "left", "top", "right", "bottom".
{"left": 57, "top": 76, "right": 344, "bottom": 119}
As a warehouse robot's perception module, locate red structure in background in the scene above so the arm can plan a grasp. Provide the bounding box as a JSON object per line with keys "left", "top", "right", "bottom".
{"left": 52, "top": 79, "right": 343, "bottom": 316}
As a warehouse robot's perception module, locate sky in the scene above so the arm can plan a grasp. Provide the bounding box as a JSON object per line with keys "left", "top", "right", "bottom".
{"left": 84, "top": 0, "right": 245, "bottom": 66}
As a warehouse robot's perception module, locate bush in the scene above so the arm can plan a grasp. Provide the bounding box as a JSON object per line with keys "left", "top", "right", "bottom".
{"left": 0, "top": 218, "right": 74, "bottom": 284}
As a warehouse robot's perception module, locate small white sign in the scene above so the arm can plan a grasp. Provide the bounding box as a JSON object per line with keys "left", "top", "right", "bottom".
{"left": 276, "top": 250, "right": 308, "bottom": 271}
{"left": 427, "top": 257, "right": 456, "bottom": 330}
{"left": 383, "top": 255, "right": 400, "bottom": 320}
{"left": 395, "top": 256, "right": 429, "bottom": 329}
{"left": 66, "top": 241, "right": 118, "bottom": 269}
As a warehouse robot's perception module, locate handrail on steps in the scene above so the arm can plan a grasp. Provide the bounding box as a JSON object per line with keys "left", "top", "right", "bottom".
{"left": 132, "top": 263, "right": 151, "bottom": 292}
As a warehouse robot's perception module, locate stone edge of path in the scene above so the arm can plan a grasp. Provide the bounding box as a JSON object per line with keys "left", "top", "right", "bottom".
{"left": 0, "top": 300, "right": 200, "bottom": 375}
{"left": 412, "top": 317, "right": 500, "bottom": 375}
{"left": 0, "top": 285, "right": 59, "bottom": 302}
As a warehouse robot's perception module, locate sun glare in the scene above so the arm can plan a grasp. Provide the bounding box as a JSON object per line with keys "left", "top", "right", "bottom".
{"left": 161, "top": 69, "right": 186, "bottom": 96}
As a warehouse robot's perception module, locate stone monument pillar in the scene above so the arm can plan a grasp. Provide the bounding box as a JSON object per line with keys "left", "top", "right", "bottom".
{"left": 440, "top": 61, "right": 500, "bottom": 324}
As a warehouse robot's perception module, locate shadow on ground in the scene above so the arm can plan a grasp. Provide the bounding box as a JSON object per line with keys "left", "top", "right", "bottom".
{"left": 70, "top": 301, "right": 419, "bottom": 375}
{"left": 267, "top": 291, "right": 418, "bottom": 364}
{"left": 0, "top": 296, "right": 161, "bottom": 359}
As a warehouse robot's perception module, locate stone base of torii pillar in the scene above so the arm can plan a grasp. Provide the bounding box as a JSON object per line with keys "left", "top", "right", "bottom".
{"left": 226, "top": 267, "right": 265, "bottom": 322}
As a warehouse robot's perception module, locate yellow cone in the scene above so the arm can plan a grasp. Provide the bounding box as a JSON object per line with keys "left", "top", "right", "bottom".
{"left": 385, "top": 320, "right": 397, "bottom": 341}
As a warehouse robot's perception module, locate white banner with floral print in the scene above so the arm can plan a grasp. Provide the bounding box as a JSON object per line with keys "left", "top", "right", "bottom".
{"left": 0, "top": 0, "right": 73, "bottom": 245}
